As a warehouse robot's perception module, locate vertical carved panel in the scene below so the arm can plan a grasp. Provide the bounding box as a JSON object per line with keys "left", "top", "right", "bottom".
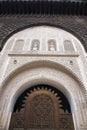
{"left": 31, "top": 39, "right": 40, "bottom": 51}
{"left": 59, "top": 114, "right": 74, "bottom": 130}
{"left": 63, "top": 40, "right": 75, "bottom": 51}
{"left": 13, "top": 40, "right": 24, "bottom": 51}
{"left": 9, "top": 113, "right": 24, "bottom": 130}
{"left": 28, "top": 94, "right": 55, "bottom": 129}
{"left": 48, "top": 39, "right": 56, "bottom": 51}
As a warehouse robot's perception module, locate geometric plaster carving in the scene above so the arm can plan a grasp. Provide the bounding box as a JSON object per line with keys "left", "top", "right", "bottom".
{"left": 0, "top": 26, "right": 87, "bottom": 130}
{"left": 31, "top": 39, "right": 40, "bottom": 51}
{"left": 63, "top": 40, "right": 75, "bottom": 51}
{"left": 48, "top": 39, "right": 56, "bottom": 51}
{"left": 0, "top": 61, "right": 87, "bottom": 130}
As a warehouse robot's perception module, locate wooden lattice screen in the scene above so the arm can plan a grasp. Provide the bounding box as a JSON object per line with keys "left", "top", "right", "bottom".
{"left": 9, "top": 86, "right": 74, "bottom": 130}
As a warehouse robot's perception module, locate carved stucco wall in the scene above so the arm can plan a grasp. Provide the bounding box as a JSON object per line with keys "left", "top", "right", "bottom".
{"left": 0, "top": 16, "right": 87, "bottom": 51}
{"left": 0, "top": 25, "right": 87, "bottom": 130}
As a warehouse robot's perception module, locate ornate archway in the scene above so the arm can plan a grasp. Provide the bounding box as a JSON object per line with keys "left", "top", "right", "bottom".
{"left": 9, "top": 85, "right": 74, "bottom": 130}
{"left": 0, "top": 25, "right": 87, "bottom": 130}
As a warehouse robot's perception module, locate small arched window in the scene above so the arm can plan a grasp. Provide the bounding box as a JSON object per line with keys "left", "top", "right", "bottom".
{"left": 31, "top": 39, "right": 40, "bottom": 51}
{"left": 48, "top": 39, "right": 56, "bottom": 51}
{"left": 64, "top": 40, "right": 75, "bottom": 51}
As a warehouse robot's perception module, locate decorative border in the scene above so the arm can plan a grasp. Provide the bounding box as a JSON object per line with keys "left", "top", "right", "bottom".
{"left": 0, "top": 1, "right": 87, "bottom": 15}
{"left": 0, "top": 15, "right": 87, "bottom": 51}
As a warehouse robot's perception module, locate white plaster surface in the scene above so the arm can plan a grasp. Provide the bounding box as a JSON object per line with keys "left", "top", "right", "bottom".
{"left": 0, "top": 26, "right": 87, "bottom": 130}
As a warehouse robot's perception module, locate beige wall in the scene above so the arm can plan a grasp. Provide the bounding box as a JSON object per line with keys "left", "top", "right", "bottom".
{"left": 0, "top": 26, "right": 87, "bottom": 130}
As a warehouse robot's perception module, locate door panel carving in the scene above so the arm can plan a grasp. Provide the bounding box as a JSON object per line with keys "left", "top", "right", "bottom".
{"left": 9, "top": 86, "right": 74, "bottom": 130}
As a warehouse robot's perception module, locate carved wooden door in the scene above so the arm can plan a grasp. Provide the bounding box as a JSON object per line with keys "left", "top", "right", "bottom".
{"left": 9, "top": 87, "right": 74, "bottom": 130}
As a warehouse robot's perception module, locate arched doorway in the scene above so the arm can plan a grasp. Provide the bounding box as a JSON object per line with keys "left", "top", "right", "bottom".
{"left": 9, "top": 85, "right": 74, "bottom": 130}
